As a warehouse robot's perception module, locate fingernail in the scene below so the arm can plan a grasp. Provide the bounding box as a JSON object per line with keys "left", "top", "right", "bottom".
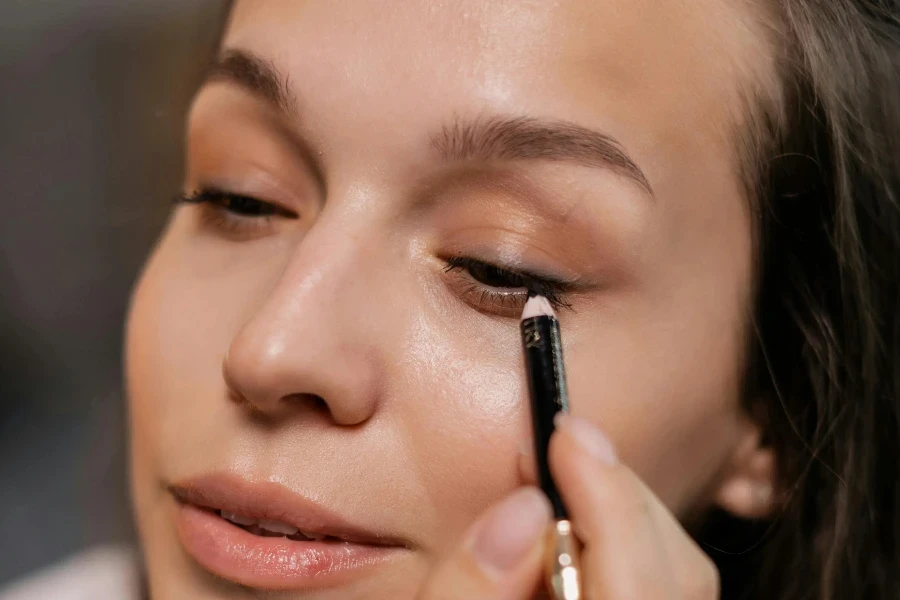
{"left": 470, "top": 487, "right": 551, "bottom": 575}
{"left": 555, "top": 413, "right": 617, "bottom": 464}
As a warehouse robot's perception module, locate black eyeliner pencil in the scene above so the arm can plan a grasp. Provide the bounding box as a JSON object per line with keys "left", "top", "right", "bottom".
{"left": 520, "top": 293, "right": 581, "bottom": 600}
{"left": 521, "top": 293, "right": 570, "bottom": 519}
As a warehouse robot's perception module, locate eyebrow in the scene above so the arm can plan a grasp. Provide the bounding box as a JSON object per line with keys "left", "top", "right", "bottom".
{"left": 431, "top": 116, "right": 653, "bottom": 196}
{"left": 204, "top": 49, "right": 653, "bottom": 196}
{"left": 205, "top": 49, "right": 297, "bottom": 116}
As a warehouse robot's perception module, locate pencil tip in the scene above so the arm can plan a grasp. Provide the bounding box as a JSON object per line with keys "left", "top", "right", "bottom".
{"left": 521, "top": 294, "right": 556, "bottom": 320}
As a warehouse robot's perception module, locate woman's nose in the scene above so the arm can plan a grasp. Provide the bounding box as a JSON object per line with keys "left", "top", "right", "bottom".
{"left": 221, "top": 232, "right": 384, "bottom": 426}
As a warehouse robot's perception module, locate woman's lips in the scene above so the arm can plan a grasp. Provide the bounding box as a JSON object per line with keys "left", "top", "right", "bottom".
{"left": 170, "top": 474, "right": 408, "bottom": 590}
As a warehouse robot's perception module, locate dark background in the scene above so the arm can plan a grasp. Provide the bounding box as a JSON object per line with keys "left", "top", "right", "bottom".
{"left": 0, "top": 0, "right": 227, "bottom": 585}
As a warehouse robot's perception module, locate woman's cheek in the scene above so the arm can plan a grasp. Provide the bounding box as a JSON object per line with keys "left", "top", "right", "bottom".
{"left": 394, "top": 308, "right": 527, "bottom": 551}
{"left": 126, "top": 229, "right": 262, "bottom": 472}
{"left": 560, "top": 289, "right": 748, "bottom": 517}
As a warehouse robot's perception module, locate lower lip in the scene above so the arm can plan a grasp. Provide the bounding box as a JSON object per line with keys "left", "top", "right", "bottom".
{"left": 175, "top": 503, "right": 402, "bottom": 590}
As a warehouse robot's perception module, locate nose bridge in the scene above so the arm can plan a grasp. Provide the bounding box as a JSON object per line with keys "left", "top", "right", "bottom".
{"left": 223, "top": 211, "right": 387, "bottom": 425}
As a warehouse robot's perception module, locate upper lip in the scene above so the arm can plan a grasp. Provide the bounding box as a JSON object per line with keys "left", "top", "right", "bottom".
{"left": 169, "top": 473, "right": 407, "bottom": 548}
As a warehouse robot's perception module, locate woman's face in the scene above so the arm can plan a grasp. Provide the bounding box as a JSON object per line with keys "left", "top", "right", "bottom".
{"left": 127, "top": 0, "right": 774, "bottom": 597}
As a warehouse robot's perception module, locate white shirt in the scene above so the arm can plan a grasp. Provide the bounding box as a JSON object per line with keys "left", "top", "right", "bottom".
{"left": 0, "top": 546, "right": 139, "bottom": 600}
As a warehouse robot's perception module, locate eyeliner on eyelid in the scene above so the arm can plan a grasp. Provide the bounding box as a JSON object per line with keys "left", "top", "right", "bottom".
{"left": 443, "top": 255, "right": 574, "bottom": 313}
{"left": 176, "top": 188, "right": 298, "bottom": 218}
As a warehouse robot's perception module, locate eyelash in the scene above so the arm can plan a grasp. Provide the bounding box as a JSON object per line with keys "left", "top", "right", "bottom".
{"left": 175, "top": 188, "right": 297, "bottom": 236}
{"left": 175, "top": 188, "right": 573, "bottom": 315}
{"left": 443, "top": 255, "right": 573, "bottom": 314}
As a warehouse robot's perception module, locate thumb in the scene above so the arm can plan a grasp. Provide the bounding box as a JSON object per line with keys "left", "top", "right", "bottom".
{"left": 416, "top": 487, "right": 552, "bottom": 600}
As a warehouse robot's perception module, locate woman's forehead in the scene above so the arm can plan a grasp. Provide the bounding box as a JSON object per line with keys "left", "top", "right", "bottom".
{"left": 221, "top": 0, "right": 775, "bottom": 196}
{"left": 222, "top": 0, "right": 773, "bottom": 110}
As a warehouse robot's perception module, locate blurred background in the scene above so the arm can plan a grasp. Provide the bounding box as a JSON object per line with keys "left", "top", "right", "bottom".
{"left": 0, "top": 0, "right": 228, "bottom": 586}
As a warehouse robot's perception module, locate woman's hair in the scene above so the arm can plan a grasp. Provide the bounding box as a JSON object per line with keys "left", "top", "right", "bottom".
{"left": 707, "top": 1, "right": 899, "bottom": 599}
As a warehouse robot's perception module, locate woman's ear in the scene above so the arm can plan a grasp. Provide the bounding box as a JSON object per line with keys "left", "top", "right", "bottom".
{"left": 712, "top": 416, "right": 778, "bottom": 520}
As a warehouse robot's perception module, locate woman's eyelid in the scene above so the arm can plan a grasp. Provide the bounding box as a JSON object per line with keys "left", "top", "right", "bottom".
{"left": 445, "top": 255, "right": 579, "bottom": 289}
{"left": 440, "top": 235, "right": 587, "bottom": 283}
{"left": 443, "top": 258, "right": 573, "bottom": 315}
{"left": 185, "top": 165, "right": 310, "bottom": 215}
{"left": 186, "top": 188, "right": 299, "bottom": 219}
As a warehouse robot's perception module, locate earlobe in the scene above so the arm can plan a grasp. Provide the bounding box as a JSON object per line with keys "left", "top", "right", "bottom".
{"left": 712, "top": 422, "right": 778, "bottom": 520}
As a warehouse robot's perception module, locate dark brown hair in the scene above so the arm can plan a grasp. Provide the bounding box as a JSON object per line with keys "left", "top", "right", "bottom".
{"left": 706, "top": 1, "right": 899, "bottom": 599}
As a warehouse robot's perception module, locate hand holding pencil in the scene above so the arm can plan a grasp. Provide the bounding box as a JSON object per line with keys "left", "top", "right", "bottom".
{"left": 415, "top": 296, "right": 719, "bottom": 600}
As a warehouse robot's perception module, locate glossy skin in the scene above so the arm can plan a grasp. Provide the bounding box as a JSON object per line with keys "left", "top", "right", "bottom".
{"left": 127, "top": 0, "right": 778, "bottom": 598}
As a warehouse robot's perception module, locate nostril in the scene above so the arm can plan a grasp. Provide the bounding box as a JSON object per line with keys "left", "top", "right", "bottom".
{"left": 281, "top": 393, "right": 329, "bottom": 414}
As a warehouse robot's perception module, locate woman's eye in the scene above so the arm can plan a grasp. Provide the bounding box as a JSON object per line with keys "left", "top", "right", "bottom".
{"left": 177, "top": 189, "right": 295, "bottom": 217}
{"left": 443, "top": 255, "right": 572, "bottom": 317}
{"left": 175, "top": 188, "right": 298, "bottom": 239}
{"left": 462, "top": 260, "right": 528, "bottom": 289}
{"left": 211, "top": 193, "right": 278, "bottom": 216}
